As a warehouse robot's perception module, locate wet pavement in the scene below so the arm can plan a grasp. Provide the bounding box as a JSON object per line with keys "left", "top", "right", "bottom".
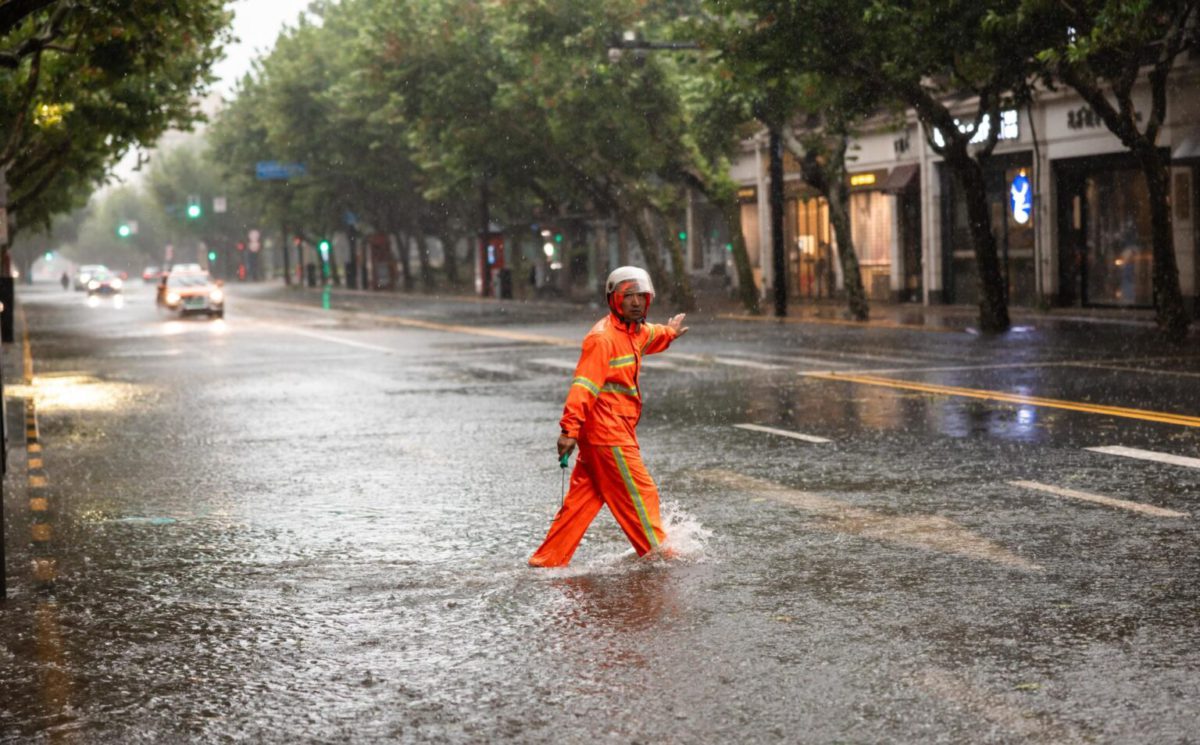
{"left": 1, "top": 282, "right": 1198, "bottom": 743}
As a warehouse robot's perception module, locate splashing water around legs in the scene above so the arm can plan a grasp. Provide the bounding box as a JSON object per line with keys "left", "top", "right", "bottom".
{"left": 654, "top": 499, "right": 713, "bottom": 562}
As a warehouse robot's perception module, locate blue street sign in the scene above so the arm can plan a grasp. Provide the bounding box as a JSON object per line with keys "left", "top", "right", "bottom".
{"left": 255, "top": 161, "right": 307, "bottom": 180}
{"left": 1010, "top": 172, "right": 1032, "bottom": 225}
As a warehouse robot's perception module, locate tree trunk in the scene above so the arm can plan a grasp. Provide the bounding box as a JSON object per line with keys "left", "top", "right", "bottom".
{"left": 627, "top": 209, "right": 670, "bottom": 306}
{"left": 656, "top": 209, "right": 696, "bottom": 312}
{"left": 395, "top": 231, "right": 414, "bottom": 291}
{"left": 440, "top": 232, "right": 460, "bottom": 287}
{"left": 793, "top": 132, "right": 869, "bottom": 321}
{"left": 951, "top": 156, "right": 1010, "bottom": 333}
{"left": 717, "top": 192, "right": 761, "bottom": 314}
{"left": 769, "top": 126, "right": 787, "bottom": 317}
{"left": 416, "top": 232, "right": 434, "bottom": 291}
{"left": 1137, "top": 145, "right": 1190, "bottom": 341}
{"left": 617, "top": 221, "right": 630, "bottom": 266}
{"left": 827, "top": 180, "right": 869, "bottom": 321}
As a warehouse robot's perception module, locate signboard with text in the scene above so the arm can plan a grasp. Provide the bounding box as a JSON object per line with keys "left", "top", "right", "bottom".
{"left": 255, "top": 161, "right": 307, "bottom": 180}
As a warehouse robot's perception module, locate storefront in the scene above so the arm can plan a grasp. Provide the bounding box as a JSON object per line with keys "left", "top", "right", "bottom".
{"left": 785, "top": 183, "right": 835, "bottom": 299}
{"left": 847, "top": 169, "right": 894, "bottom": 300}
{"left": 1054, "top": 153, "right": 1157, "bottom": 307}
{"left": 939, "top": 151, "right": 1037, "bottom": 306}
{"left": 882, "top": 163, "right": 923, "bottom": 302}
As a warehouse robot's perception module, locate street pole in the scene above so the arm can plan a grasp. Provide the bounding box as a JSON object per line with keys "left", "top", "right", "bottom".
{"left": 347, "top": 226, "right": 358, "bottom": 290}
{"left": 0, "top": 168, "right": 12, "bottom": 342}
{"left": 769, "top": 125, "right": 788, "bottom": 317}
{"left": 281, "top": 221, "right": 291, "bottom": 285}
{"left": 480, "top": 175, "right": 491, "bottom": 298}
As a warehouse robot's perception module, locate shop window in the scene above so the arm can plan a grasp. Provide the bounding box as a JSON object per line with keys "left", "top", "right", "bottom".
{"left": 1085, "top": 169, "right": 1153, "bottom": 306}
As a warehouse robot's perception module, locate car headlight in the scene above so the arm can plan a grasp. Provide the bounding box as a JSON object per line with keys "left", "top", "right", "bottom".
{"left": 88, "top": 280, "right": 99, "bottom": 290}
{"left": 166, "top": 292, "right": 181, "bottom": 304}
{"left": 209, "top": 289, "right": 224, "bottom": 303}
{"left": 111, "top": 278, "right": 123, "bottom": 289}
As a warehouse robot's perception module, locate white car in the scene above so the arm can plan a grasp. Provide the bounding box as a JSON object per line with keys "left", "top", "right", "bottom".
{"left": 74, "top": 264, "right": 108, "bottom": 291}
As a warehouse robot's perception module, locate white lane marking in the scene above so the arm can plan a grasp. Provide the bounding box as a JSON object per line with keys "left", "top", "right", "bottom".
{"left": 105, "top": 349, "right": 183, "bottom": 358}
{"left": 701, "top": 469, "right": 1041, "bottom": 570}
{"left": 1009, "top": 480, "right": 1188, "bottom": 518}
{"left": 1086, "top": 445, "right": 1200, "bottom": 470}
{"left": 529, "top": 356, "right": 678, "bottom": 372}
{"left": 262, "top": 323, "right": 399, "bottom": 354}
{"left": 918, "top": 669, "right": 1086, "bottom": 743}
{"left": 734, "top": 352, "right": 858, "bottom": 369}
{"left": 527, "top": 358, "right": 576, "bottom": 371}
{"left": 733, "top": 423, "right": 831, "bottom": 443}
{"left": 670, "top": 352, "right": 786, "bottom": 370}
{"left": 1065, "top": 361, "right": 1200, "bottom": 379}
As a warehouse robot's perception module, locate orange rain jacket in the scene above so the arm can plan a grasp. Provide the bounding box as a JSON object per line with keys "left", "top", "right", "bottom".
{"left": 560, "top": 312, "right": 678, "bottom": 446}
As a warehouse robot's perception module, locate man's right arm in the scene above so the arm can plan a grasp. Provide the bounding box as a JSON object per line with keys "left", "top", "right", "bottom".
{"left": 558, "top": 334, "right": 609, "bottom": 447}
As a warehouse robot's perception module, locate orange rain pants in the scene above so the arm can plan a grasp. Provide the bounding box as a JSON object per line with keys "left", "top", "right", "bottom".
{"left": 529, "top": 443, "right": 666, "bottom": 568}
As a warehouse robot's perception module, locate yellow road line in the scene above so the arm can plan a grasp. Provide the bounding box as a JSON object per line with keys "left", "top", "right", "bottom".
{"left": 717, "top": 312, "right": 963, "bottom": 334}
{"left": 805, "top": 371, "right": 1200, "bottom": 428}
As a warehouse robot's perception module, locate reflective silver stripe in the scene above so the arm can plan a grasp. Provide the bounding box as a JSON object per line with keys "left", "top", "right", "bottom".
{"left": 600, "top": 383, "right": 638, "bottom": 396}
{"left": 571, "top": 377, "right": 600, "bottom": 396}
{"left": 613, "top": 446, "right": 658, "bottom": 549}
{"left": 609, "top": 354, "right": 636, "bottom": 368}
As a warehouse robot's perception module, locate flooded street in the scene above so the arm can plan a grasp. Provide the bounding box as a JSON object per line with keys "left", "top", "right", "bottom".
{"left": 3, "top": 283, "right": 1199, "bottom": 742}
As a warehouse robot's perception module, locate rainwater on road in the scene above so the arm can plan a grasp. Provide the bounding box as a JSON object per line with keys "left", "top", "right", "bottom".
{"left": 2, "top": 282, "right": 1198, "bottom": 743}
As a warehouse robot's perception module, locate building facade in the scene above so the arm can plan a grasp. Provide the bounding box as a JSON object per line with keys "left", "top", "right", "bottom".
{"left": 726, "top": 65, "right": 1200, "bottom": 312}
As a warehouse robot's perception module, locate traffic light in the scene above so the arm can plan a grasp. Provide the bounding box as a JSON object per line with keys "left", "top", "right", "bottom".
{"left": 117, "top": 223, "right": 132, "bottom": 238}
{"left": 554, "top": 233, "right": 563, "bottom": 243}
{"left": 207, "top": 249, "right": 217, "bottom": 262}
{"left": 678, "top": 231, "right": 687, "bottom": 241}
{"left": 317, "top": 239, "right": 331, "bottom": 257}
{"left": 187, "top": 195, "right": 202, "bottom": 219}
{"left": 44, "top": 251, "right": 52, "bottom": 260}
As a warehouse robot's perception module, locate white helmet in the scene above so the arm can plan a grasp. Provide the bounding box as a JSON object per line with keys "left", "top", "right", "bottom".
{"left": 605, "top": 266, "right": 655, "bottom": 299}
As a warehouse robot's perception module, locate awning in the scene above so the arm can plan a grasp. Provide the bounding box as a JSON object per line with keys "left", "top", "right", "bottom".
{"left": 1173, "top": 137, "right": 1200, "bottom": 161}
{"left": 882, "top": 163, "right": 920, "bottom": 193}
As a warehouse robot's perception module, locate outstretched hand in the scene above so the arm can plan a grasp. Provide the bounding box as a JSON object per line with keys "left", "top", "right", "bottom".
{"left": 667, "top": 313, "right": 689, "bottom": 338}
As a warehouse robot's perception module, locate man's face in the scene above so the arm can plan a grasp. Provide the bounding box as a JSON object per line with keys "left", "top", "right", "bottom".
{"left": 618, "top": 289, "right": 650, "bottom": 322}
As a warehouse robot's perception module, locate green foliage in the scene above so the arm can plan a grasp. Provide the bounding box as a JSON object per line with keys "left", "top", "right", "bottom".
{"left": 1, "top": 0, "right": 233, "bottom": 247}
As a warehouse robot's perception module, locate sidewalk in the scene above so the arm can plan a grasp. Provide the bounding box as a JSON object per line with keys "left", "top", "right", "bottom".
{"left": 1, "top": 304, "right": 33, "bottom": 599}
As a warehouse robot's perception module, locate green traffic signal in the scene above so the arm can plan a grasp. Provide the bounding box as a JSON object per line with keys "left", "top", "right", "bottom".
{"left": 678, "top": 231, "right": 687, "bottom": 241}
{"left": 554, "top": 233, "right": 563, "bottom": 243}
{"left": 207, "top": 250, "right": 217, "bottom": 261}
{"left": 318, "top": 239, "right": 331, "bottom": 255}
{"left": 117, "top": 224, "right": 132, "bottom": 238}
{"left": 187, "top": 204, "right": 202, "bottom": 219}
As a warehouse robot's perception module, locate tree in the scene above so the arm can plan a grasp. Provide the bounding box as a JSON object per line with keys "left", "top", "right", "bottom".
{"left": 1024, "top": 0, "right": 1196, "bottom": 340}
{"left": 0, "top": 1, "right": 231, "bottom": 255}
{"left": 729, "top": 0, "right": 1055, "bottom": 332}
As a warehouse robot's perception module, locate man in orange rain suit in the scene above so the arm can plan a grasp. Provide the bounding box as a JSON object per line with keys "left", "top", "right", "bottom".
{"left": 529, "top": 266, "right": 689, "bottom": 568}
